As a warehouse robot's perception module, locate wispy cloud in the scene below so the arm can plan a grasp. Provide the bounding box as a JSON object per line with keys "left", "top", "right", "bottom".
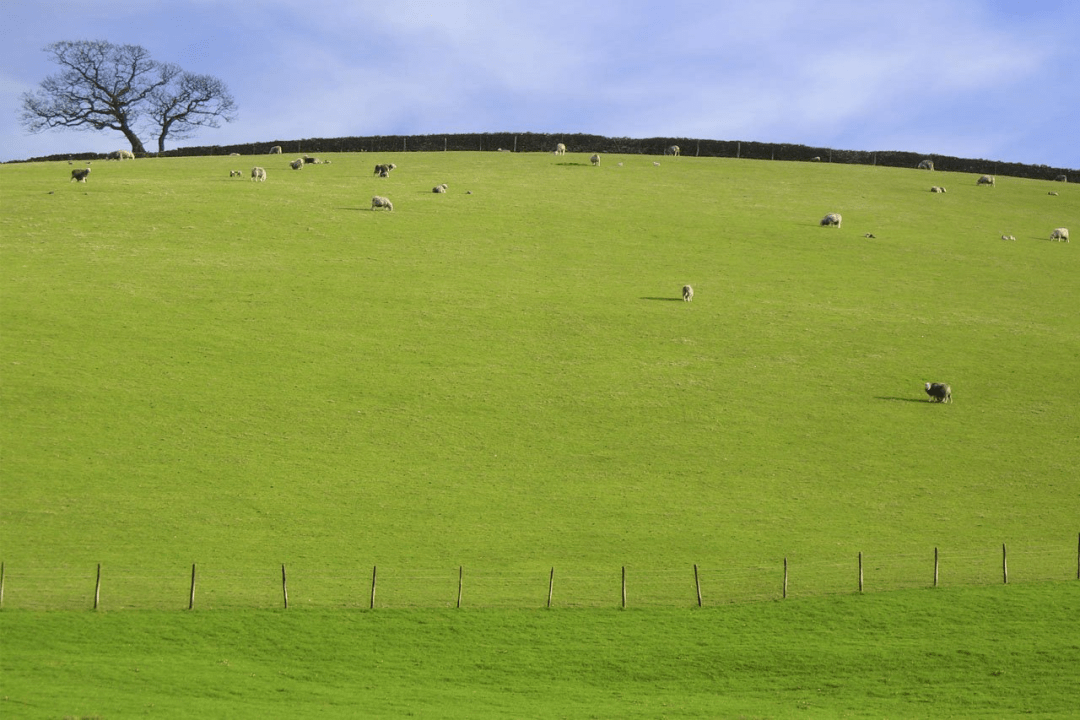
{"left": 1, "top": 0, "right": 1076, "bottom": 166}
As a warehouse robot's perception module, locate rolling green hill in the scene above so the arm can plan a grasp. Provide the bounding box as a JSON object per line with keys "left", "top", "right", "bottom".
{"left": 1, "top": 151, "right": 1077, "bottom": 716}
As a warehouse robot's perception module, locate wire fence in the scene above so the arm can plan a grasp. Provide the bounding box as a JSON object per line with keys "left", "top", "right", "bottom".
{"left": 2, "top": 540, "right": 1076, "bottom": 611}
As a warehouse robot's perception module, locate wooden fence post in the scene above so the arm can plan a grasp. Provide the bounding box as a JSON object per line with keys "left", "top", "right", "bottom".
{"left": 858, "top": 552, "right": 864, "bottom": 593}
{"left": 281, "top": 564, "right": 288, "bottom": 610}
{"left": 1002, "top": 543, "right": 1008, "bottom": 584}
{"left": 621, "top": 566, "right": 627, "bottom": 609}
{"left": 457, "top": 566, "right": 463, "bottom": 609}
{"left": 694, "top": 564, "right": 702, "bottom": 607}
{"left": 934, "top": 547, "right": 939, "bottom": 588}
{"left": 783, "top": 557, "right": 788, "bottom": 599}
{"left": 188, "top": 563, "right": 196, "bottom": 610}
{"left": 547, "top": 567, "right": 554, "bottom": 609}
{"left": 94, "top": 563, "right": 102, "bottom": 610}
{"left": 370, "top": 565, "right": 377, "bottom": 610}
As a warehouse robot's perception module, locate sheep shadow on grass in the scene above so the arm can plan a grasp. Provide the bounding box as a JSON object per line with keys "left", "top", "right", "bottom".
{"left": 875, "top": 396, "right": 936, "bottom": 404}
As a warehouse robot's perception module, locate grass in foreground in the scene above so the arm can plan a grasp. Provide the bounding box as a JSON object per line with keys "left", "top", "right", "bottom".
{"left": 2, "top": 583, "right": 1078, "bottom": 719}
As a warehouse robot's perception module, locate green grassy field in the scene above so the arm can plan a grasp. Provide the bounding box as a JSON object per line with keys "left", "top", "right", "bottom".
{"left": 2, "top": 583, "right": 1079, "bottom": 719}
{"left": 2, "top": 151, "right": 1078, "bottom": 715}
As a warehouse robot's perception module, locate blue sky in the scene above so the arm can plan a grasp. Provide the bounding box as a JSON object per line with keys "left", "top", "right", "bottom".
{"left": 2, "top": 0, "right": 1078, "bottom": 168}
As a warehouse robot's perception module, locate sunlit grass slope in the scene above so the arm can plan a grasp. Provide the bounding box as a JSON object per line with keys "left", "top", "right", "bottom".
{"left": 1, "top": 583, "right": 1078, "bottom": 719}
{"left": 1, "top": 152, "right": 1077, "bottom": 609}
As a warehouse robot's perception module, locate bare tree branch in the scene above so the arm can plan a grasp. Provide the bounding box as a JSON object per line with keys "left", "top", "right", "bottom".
{"left": 20, "top": 40, "right": 234, "bottom": 155}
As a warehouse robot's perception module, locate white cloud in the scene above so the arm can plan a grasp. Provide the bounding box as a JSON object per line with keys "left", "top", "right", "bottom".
{"left": 1, "top": 0, "right": 1077, "bottom": 166}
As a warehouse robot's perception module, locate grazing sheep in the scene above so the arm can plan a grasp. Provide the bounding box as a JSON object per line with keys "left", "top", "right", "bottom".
{"left": 432, "top": 183, "right": 448, "bottom": 193}
{"left": 371, "top": 195, "right": 393, "bottom": 211}
{"left": 1055, "top": 174, "right": 1067, "bottom": 182}
{"left": 682, "top": 285, "right": 694, "bottom": 302}
{"left": 820, "top": 212, "right": 842, "bottom": 228}
{"left": 590, "top": 154, "right": 600, "bottom": 166}
{"left": 269, "top": 146, "right": 282, "bottom": 154}
{"left": 925, "top": 382, "right": 952, "bottom": 403}
{"left": 930, "top": 186, "right": 947, "bottom": 193}
{"left": 110, "top": 149, "right": 135, "bottom": 160}
{"left": 1050, "top": 227, "right": 1069, "bottom": 242}
{"left": 229, "top": 170, "right": 243, "bottom": 177}
{"left": 374, "top": 163, "right": 393, "bottom": 176}
{"left": 811, "top": 156, "right": 821, "bottom": 162}
{"left": 303, "top": 156, "right": 320, "bottom": 164}
{"left": 1048, "top": 191, "right": 1059, "bottom": 196}
{"left": 977, "top": 175, "right": 995, "bottom": 186}
{"left": 665, "top": 145, "right": 680, "bottom": 157}
{"left": 554, "top": 143, "right": 566, "bottom": 155}
{"left": 918, "top": 159, "right": 935, "bottom": 171}
{"left": 70, "top": 168, "right": 91, "bottom": 183}
{"left": 864, "top": 233, "right": 876, "bottom": 238}
{"left": 290, "top": 159, "right": 304, "bottom": 170}
{"left": 1001, "top": 234, "right": 1016, "bottom": 241}
{"left": 251, "top": 166, "right": 267, "bottom": 182}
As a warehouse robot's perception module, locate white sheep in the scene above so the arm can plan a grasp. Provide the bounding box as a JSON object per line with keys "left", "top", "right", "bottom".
{"left": 918, "top": 159, "right": 935, "bottom": 171}
{"left": 682, "top": 285, "right": 694, "bottom": 302}
{"left": 229, "top": 170, "right": 243, "bottom": 177}
{"left": 554, "top": 143, "right": 566, "bottom": 155}
{"left": 433, "top": 183, "right": 448, "bottom": 193}
{"left": 820, "top": 213, "right": 842, "bottom": 228}
{"left": 251, "top": 166, "right": 267, "bottom": 182}
{"left": 269, "top": 146, "right": 282, "bottom": 154}
{"left": 1050, "top": 227, "right": 1069, "bottom": 242}
{"left": 290, "top": 159, "right": 304, "bottom": 170}
{"left": 70, "top": 168, "right": 91, "bottom": 182}
{"left": 371, "top": 196, "right": 393, "bottom": 211}
{"left": 930, "top": 186, "right": 947, "bottom": 193}
{"left": 110, "top": 149, "right": 135, "bottom": 160}
{"left": 977, "top": 175, "right": 995, "bottom": 186}
{"left": 1001, "top": 234, "right": 1015, "bottom": 241}
{"left": 590, "top": 154, "right": 600, "bottom": 166}
{"left": 665, "top": 145, "right": 680, "bottom": 157}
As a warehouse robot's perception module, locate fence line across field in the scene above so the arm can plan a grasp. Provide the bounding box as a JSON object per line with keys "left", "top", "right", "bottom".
{"left": 1, "top": 538, "right": 1076, "bottom": 611}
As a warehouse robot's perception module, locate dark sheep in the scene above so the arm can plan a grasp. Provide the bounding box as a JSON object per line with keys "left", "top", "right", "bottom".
{"left": 924, "top": 382, "right": 952, "bottom": 403}
{"left": 70, "top": 168, "right": 91, "bottom": 182}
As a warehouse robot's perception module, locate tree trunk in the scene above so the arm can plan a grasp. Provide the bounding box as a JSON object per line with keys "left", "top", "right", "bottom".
{"left": 121, "top": 126, "right": 147, "bottom": 155}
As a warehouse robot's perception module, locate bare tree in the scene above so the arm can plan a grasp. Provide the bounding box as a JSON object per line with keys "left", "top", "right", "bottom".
{"left": 20, "top": 40, "right": 235, "bottom": 155}
{"left": 147, "top": 69, "right": 237, "bottom": 153}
